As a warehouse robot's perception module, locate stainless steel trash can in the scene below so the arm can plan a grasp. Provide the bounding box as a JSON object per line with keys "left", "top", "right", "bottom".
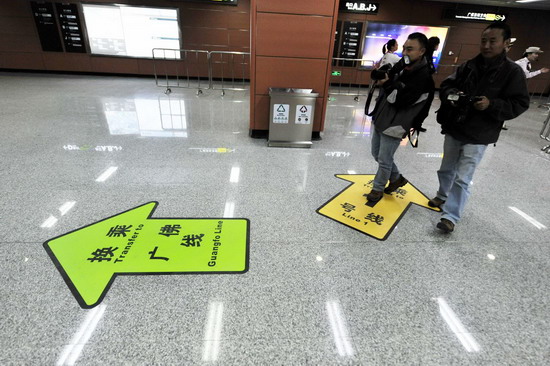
{"left": 268, "top": 88, "right": 319, "bottom": 148}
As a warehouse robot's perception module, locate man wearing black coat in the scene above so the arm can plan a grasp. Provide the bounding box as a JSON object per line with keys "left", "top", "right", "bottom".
{"left": 430, "top": 22, "right": 530, "bottom": 233}
{"left": 366, "top": 32, "right": 434, "bottom": 203}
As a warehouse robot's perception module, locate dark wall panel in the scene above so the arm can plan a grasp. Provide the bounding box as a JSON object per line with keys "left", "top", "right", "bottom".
{"left": 43, "top": 53, "right": 92, "bottom": 71}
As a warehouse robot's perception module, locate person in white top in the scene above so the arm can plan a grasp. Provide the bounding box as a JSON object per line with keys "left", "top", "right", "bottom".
{"left": 515, "top": 47, "right": 549, "bottom": 78}
{"left": 378, "top": 39, "right": 400, "bottom": 68}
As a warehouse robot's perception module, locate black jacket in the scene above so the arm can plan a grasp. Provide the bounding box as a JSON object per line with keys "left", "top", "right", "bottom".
{"left": 373, "top": 57, "right": 434, "bottom": 138}
{"left": 439, "top": 52, "right": 530, "bottom": 144}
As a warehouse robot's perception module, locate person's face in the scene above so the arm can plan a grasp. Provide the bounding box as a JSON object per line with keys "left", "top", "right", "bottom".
{"left": 480, "top": 28, "right": 509, "bottom": 59}
{"left": 391, "top": 42, "right": 398, "bottom": 52}
{"left": 527, "top": 53, "right": 540, "bottom": 62}
{"left": 402, "top": 39, "right": 425, "bottom": 63}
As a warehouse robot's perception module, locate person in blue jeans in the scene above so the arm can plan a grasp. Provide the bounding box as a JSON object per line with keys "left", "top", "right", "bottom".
{"left": 367, "top": 33, "right": 435, "bottom": 202}
{"left": 431, "top": 22, "right": 530, "bottom": 233}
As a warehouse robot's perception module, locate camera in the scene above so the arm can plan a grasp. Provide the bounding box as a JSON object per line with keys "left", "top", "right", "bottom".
{"left": 371, "top": 63, "right": 392, "bottom": 80}
{"left": 447, "top": 92, "right": 482, "bottom": 107}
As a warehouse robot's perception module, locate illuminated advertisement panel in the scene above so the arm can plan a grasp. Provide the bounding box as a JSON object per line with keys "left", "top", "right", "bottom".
{"left": 362, "top": 22, "right": 449, "bottom": 68}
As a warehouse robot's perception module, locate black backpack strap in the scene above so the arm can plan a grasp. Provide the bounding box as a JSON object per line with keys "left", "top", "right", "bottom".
{"left": 408, "top": 129, "right": 419, "bottom": 148}
{"left": 364, "top": 80, "right": 377, "bottom": 116}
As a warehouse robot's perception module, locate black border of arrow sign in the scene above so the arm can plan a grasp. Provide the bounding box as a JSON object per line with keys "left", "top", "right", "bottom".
{"left": 43, "top": 201, "right": 250, "bottom": 308}
{"left": 316, "top": 174, "right": 440, "bottom": 241}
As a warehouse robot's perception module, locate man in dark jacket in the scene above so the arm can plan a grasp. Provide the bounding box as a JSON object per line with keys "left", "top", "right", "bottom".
{"left": 366, "top": 32, "right": 434, "bottom": 202}
{"left": 430, "top": 22, "right": 530, "bottom": 233}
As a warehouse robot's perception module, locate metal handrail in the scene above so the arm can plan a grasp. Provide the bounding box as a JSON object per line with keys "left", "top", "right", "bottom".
{"left": 330, "top": 58, "right": 376, "bottom": 100}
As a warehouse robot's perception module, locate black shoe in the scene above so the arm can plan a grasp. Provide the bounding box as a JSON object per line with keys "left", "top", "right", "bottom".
{"left": 366, "top": 189, "right": 383, "bottom": 202}
{"left": 384, "top": 175, "right": 408, "bottom": 194}
{"left": 428, "top": 197, "right": 445, "bottom": 208}
{"left": 436, "top": 219, "right": 455, "bottom": 233}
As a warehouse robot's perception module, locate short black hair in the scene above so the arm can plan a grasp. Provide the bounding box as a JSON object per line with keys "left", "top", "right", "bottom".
{"left": 408, "top": 32, "right": 428, "bottom": 50}
{"left": 484, "top": 22, "right": 511, "bottom": 41}
{"left": 428, "top": 36, "right": 440, "bottom": 48}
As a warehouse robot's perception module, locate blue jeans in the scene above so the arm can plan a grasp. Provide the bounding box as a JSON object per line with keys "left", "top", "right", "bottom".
{"left": 371, "top": 128, "right": 401, "bottom": 191}
{"left": 436, "top": 134, "right": 488, "bottom": 224}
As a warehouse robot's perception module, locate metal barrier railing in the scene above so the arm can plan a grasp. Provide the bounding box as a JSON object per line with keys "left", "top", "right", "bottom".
{"left": 329, "top": 58, "right": 375, "bottom": 101}
{"left": 152, "top": 48, "right": 210, "bottom": 95}
{"left": 210, "top": 51, "right": 250, "bottom": 95}
{"left": 541, "top": 110, "right": 550, "bottom": 153}
{"left": 328, "top": 61, "right": 459, "bottom": 101}
{"left": 152, "top": 48, "right": 251, "bottom": 96}
{"left": 526, "top": 78, "right": 550, "bottom": 108}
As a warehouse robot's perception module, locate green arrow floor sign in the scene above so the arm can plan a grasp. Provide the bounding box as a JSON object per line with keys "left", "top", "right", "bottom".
{"left": 43, "top": 202, "right": 250, "bottom": 308}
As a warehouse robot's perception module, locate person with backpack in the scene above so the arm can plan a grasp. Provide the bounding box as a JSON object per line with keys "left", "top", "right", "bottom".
{"left": 430, "top": 22, "right": 530, "bottom": 233}
{"left": 366, "top": 32, "right": 435, "bottom": 203}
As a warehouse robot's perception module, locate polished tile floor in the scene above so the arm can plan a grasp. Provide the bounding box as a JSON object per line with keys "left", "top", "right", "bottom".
{"left": 1, "top": 72, "right": 549, "bottom": 365}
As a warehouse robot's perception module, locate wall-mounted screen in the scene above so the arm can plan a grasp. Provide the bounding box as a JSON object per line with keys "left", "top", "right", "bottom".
{"left": 82, "top": 4, "right": 180, "bottom": 58}
{"left": 362, "top": 23, "right": 448, "bottom": 69}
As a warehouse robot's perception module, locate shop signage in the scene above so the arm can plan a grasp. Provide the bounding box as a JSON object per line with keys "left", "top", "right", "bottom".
{"left": 444, "top": 9, "right": 507, "bottom": 22}
{"left": 339, "top": 1, "right": 379, "bottom": 14}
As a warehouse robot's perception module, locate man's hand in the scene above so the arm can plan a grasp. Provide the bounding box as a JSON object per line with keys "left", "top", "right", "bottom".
{"left": 473, "top": 96, "right": 490, "bottom": 111}
{"left": 541, "top": 67, "right": 549, "bottom": 74}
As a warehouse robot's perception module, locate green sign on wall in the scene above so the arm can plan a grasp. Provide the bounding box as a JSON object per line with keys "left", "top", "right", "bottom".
{"left": 44, "top": 202, "right": 250, "bottom": 308}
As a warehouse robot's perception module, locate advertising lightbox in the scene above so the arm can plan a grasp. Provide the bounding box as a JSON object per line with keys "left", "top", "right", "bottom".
{"left": 362, "top": 23, "right": 449, "bottom": 69}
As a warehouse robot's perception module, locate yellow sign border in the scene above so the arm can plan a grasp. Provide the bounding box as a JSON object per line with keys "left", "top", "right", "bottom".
{"left": 316, "top": 174, "right": 440, "bottom": 241}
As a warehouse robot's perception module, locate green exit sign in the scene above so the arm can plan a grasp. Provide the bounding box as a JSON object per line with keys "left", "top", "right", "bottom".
{"left": 332, "top": 71, "right": 342, "bottom": 76}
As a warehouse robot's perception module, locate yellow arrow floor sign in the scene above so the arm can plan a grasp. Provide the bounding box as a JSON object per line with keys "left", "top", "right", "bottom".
{"left": 317, "top": 175, "right": 440, "bottom": 240}
{"left": 43, "top": 202, "right": 249, "bottom": 308}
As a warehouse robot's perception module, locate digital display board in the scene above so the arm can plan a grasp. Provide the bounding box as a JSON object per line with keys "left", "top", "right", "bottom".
{"left": 362, "top": 23, "right": 449, "bottom": 69}
{"left": 339, "top": 1, "right": 379, "bottom": 14}
{"left": 31, "top": 1, "right": 63, "bottom": 52}
{"left": 333, "top": 20, "right": 342, "bottom": 61}
{"left": 340, "top": 21, "right": 364, "bottom": 66}
{"left": 82, "top": 4, "right": 180, "bottom": 58}
{"left": 56, "top": 3, "right": 86, "bottom": 53}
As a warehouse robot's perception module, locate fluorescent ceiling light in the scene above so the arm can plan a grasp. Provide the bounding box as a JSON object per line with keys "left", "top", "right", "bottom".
{"left": 437, "top": 297, "right": 480, "bottom": 353}
{"left": 41, "top": 215, "right": 58, "bottom": 228}
{"left": 57, "top": 305, "right": 107, "bottom": 365}
{"left": 229, "top": 167, "right": 240, "bottom": 183}
{"left": 509, "top": 207, "right": 547, "bottom": 230}
{"left": 59, "top": 201, "right": 76, "bottom": 216}
{"left": 326, "top": 300, "right": 354, "bottom": 357}
{"left": 224, "top": 201, "right": 235, "bottom": 218}
{"left": 95, "top": 166, "right": 118, "bottom": 182}
{"left": 202, "top": 302, "right": 224, "bottom": 362}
